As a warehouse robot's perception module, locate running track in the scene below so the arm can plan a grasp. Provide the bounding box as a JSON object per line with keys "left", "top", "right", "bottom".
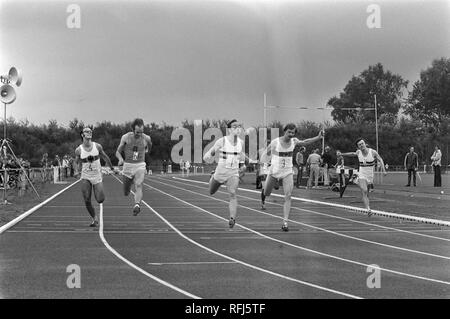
{"left": 1, "top": 174, "right": 449, "bottom": 299}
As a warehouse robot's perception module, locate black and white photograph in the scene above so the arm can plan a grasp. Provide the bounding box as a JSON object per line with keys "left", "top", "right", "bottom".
{"left": 0, "top": 0, "right": 449, "bottom": 305}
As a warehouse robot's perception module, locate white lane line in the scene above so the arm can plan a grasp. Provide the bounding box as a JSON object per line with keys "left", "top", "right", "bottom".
{"left": 171, "top": 177, "right": 450, "bottom": 242}
{"left": 0, "top": 180, "right": 81, "bottom": 234}
{"left": 146, "top": 178, "right": 450, "bottom": 286}
{"left": 98, "top": 204, "right": 200, "bottom": 299}
{"left": 173, "top": 177, "right": 450, "bottom": 227}
{"left": 148, "top": 261, "right": 237, "bottom": 265}
{"left": 139, "top": 192, "right": 361, "bottom": 299}
{"left": 158, "top": 177, "right": 450, "bottom": 260}
{"left": 110, "top": 175, "right": 361, "bottom": 298}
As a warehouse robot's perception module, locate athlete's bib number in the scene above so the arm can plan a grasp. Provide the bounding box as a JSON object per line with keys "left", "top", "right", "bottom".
{"left": 278, "top": 158, "right": 292, "bottom": 169}
{"left": 225, "top": 156, "right": 239, "bottom": 169}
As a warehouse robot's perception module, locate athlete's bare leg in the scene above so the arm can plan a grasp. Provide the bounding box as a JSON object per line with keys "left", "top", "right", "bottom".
{"left": 209, "top": 175, "right": 222, "bottom": 195}
{"left": 122, "top": 174, "right": 134, "bottom": 196}
{"left": 226, "top": 176, "right": 240, "bottom": 222}
{"left": 132, "top": 168, "right": 146, "bottom": 216}
{"left": 357, "top": 178, "right": 372, "bottom": 216}
{"left": 282, "top": 174, "right": 294, "bottom": 227}
{"left": 81, "top": 179, "right": 98, "bottom": 226}
{"left": 261, "top": 175, "right": 277, "bottom": 210}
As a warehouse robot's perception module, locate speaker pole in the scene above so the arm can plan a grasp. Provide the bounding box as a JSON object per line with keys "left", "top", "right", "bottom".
{"left": 2, "top": 102, "right": 9, "bottom": 204}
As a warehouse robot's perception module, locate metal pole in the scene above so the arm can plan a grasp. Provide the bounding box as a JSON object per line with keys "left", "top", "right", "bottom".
{"left": 374, "top": 94, "right": 379, "bottom": 154}
{"left": 263, "top": 92, "right": 267, "bottom": 149}
{"left": 263, "top": 93, "right": 267, "bottom": 129}
{"left": 3, "top": 103, "right": 7, "bottom": 204}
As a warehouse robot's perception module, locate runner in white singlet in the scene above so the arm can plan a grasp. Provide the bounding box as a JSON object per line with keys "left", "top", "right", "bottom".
{"left": 74, "top": 127, "right": 116, "bottom": 227}
{"left": 260, "top": 123, "right": 323, "bottom": 231}
{"left": 341, "top": 138, "right": 386, "bottom": 216}
{"left": 203, "top": 119, "right": 246, "bottom": 228}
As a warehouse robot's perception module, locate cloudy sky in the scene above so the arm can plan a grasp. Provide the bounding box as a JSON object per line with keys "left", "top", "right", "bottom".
{"left": 1, "top": 0, "right": 449, "bottom": 128}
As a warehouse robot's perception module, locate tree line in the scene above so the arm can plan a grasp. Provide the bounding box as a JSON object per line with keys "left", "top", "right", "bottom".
{"left": 2, "top": 117, "right": 448, "bottom": 169}
{"left": 1, "top": 57, "right": 448, "bottom": 169}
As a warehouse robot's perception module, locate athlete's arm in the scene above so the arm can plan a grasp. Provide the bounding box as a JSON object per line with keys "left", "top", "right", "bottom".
{"left": 203, "top": 137, "right": 223, "bottom": 162}
{"left": 260, "top": 140, "right": 276, "bottom": 164}
{"left": 373, "top": 150, "right": 387, "bottom": 175}
{"left": 145, "top": 134, "right": 152, "bottom": 154}
{"left": 115, "top": 134, "right": 127, "bottom": 166}
{"left": 294, "top": 130, "right": 324, "bottom": 146}
{"left": 97, "top": 143, "right": 115, "bottom": 171}
{"left": 340, "top": 151, "right": 357, "bottom": 157}
{"left": 74, "top": 147, "right": 82, "bottom": 177}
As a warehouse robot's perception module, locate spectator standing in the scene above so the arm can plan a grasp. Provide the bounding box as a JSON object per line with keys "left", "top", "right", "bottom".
{"left": 307, "top": 148, "right": 322, "bottom": 188}
{"left": 404, "top": 146, "right": 419, "bottom": 187}
{"left": 335, "top": 150, "right": 346, "bottom": 187}
{"left": 162, "top": 159, "right": 168, "bottom": 174}
{"left": 62, "top": 155, "right": 70, "bottom": 178}
{"left": 321, "top": 146, "right": 333, "bottom": 187}
{"left": 431, "top": 145, "right": 442, "bottom": 187}
{"left": 295, "top": 146, "right": 306, "bottom": 188}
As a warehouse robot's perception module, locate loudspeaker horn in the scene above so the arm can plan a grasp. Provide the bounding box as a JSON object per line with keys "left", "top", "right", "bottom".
{"left": 8, "top": 67, "right": 22, "bottom": 87}
{"left": 0, "top": 84, "right": 16, "bottom": 104}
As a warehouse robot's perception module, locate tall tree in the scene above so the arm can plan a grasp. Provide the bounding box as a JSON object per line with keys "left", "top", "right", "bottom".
{"left": 404, "top": 57, "right": 450, "bottom": 130}
{"left": 328, "top": 63, "right": 408, "bottom": 125}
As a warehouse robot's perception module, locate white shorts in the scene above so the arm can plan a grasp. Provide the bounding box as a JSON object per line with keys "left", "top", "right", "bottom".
{"left": 269, "top": 166, "right": 293, "bottom": 180}
{"left": 213, "top": 165, "right": 239, "bottom": 184}
{"left": 81, "top": 174, "right": 102, "bottom": 185}
{"left": 123, "top": 162, "right": 146, "bottom": 178}
{"left": 357, "top": 167, "right": 374, "bottom": 184}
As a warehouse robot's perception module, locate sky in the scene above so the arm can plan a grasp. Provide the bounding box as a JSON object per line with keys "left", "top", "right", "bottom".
{"left": 1, "top": 0, "right": 449, "bottom": 128}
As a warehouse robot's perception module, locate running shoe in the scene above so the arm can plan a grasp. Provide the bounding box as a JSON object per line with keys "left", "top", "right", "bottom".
{"left": 281, "top": 223, "right": 289, "bottom": 232}
{"left": 133, "top": 204, "right": 141, "bottom": 216}
{"left": 229, "top": 217, "right": 236, "bottom": 228}
{"left": 367, "top": 208, "right": 373, "bottom": 217}
{"left": 89, "top": 220, "right": 99, "bottom": 227}
{"left": 261, "top": 189, "right": 266, "bottom": 210}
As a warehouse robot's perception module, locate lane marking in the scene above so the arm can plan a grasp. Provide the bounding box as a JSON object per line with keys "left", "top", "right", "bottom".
{"left": 158, "top": 177, "right": 450, "bottom": 260}
{"left": 173, "top": 177, "right": 450, "bottom": 227}
{"left": 146, "top": 178, "right": 450, "bottom": 286}
{"left": 98, "top": 204, "right": 201, "bottom": 299}
{"left": 148, "top": 261, "right": 237, "bottom": 265}
{"left": 0, "top": 180, "right": 81, "bottom": 234}
{"left": 171, "top": 177, "right": 450, "bottom": 242}
{"left": 110, "top": 175, "right": 361, "bottom": 299}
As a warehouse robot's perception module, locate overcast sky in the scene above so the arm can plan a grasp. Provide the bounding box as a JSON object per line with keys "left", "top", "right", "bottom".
{"left": 1, "top": 0, "right": 449, "bottom": 128}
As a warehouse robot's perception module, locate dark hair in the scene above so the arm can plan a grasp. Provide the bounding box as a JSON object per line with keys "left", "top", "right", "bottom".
{"left": 131, "top": 118, "right": 145, "bottom": 131}
{"left": 355, "top": 137, "right": 364, "bottom": 146}
{"left": 283, "top": 123, "right": 297, "bottom": 132}
{"left": 227, "top": 119, "right": 237, "bottom": 128}
{"left": 80, "top": 127, "right": 93, "bottom": 140}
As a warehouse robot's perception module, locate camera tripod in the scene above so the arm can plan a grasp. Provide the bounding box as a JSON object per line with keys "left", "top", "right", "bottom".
{"left": 1, "top": 138, "right": 40, "bottom": 205}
